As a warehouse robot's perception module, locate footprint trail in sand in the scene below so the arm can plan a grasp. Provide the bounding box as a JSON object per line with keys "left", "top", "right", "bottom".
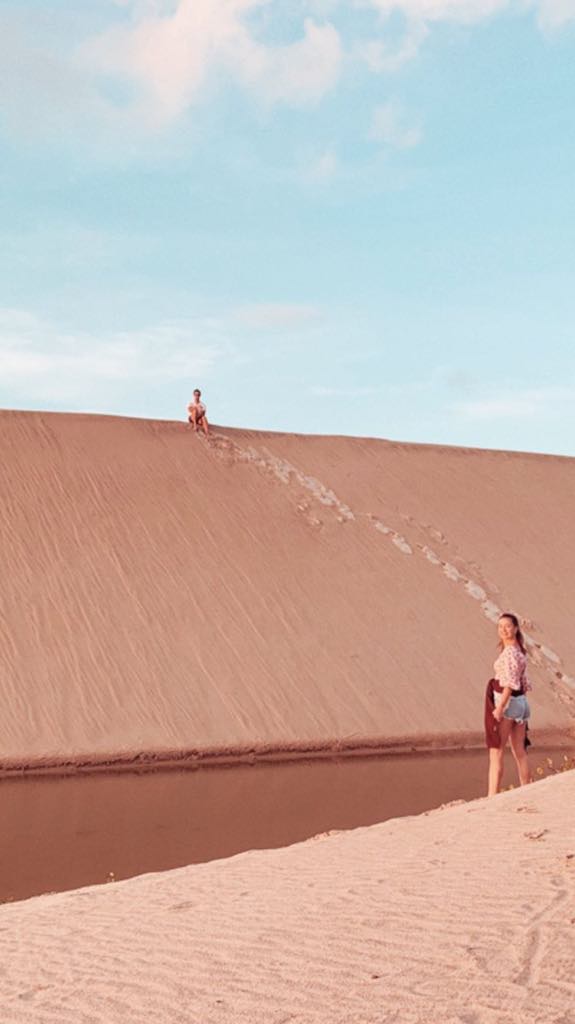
{"left": 208, "top": 431, "right": 575, "bottom": 705}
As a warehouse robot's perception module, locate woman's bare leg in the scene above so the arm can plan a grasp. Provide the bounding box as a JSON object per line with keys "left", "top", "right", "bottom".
{"left": 201, "top": 415, "right": 209, "bottom": 437}
{"left": 488, "top": 749, "right": 503, "bottom": 797}
{"left": 488, "top": 718, "right": 513, "bottom": 796}
{"left": 510, "top": 724, "right": 531, "bottom": 786}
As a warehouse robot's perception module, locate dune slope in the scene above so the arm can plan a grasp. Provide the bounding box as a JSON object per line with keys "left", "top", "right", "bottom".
{"left": 1, "top": 410, "right": 574, "bottom": 768}
{"left": 1, "top": 771, "right": 574, "bottom": 1022}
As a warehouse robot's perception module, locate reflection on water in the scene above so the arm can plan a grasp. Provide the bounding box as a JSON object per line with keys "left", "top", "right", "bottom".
{"left": 0, "top": 746, "right": 570, "bottom": 904}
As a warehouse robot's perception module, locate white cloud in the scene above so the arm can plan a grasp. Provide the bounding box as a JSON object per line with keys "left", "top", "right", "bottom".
{"left": 359, "top": 0, "right": 575, "bottom": 70}
{"left": 454, "top": 385, "right": 575, "bottom": 419}
{"left": 1, "top": 224, "right": 155, "bottom": 272}
{"left": 84, "top": 2, "right": 342, "bottom": 128}
{"left": 358, "top": 20, "right": 428, "bottom": 72}
{"left": 369, "top": 100, "right": 422, "bottom": 148}
{"left": 365, "top": 0, "right": 509, "bottom": 24}
{"left": 235, "top": 18, "right": 342, "bottom": 108}
{"left": 0, "top": 0, "right": 573, "bottom": 147}
{"left": 308, "top": 0, "right": 342, "bottom": 13}
{"left": 0, "top": 18, "right": 114, "bottom": 145}
{"left": 233, "top": 303, "right": 322, "bottom": 329}
{"left": 536, "top": 0, "right": 575, "bottom": 28}
{"left": 84, "top": 0, "right": 238, "bottom": 125}
{"left": 0, "top": 308, "right": 221, "bottom": 405}
{"left": 0, "top": 2, "right": 342, "bottom": 146}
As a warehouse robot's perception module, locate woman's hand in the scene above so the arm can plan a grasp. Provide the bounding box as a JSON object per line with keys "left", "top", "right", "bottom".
{"left": 492, "top": 707, "right": 504, "bottom": 723}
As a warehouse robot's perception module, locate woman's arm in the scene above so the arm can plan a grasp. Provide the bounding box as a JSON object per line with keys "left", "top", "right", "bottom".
{"left": 493, "top": 685, "right": 512, "bottom": 721}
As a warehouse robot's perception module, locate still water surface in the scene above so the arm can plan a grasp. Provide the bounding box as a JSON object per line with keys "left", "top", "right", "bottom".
{"left": 1, "top": 746, "right": 569, "bottom": 904}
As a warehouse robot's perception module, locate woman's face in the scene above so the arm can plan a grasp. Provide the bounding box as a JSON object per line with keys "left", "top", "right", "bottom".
{"left": 498, "top": 616, "right": 517, "bottom": 644}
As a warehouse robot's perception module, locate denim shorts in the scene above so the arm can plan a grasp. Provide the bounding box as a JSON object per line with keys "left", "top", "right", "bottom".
{"left": 494, "top": 692, "right": 531, "bottom": 724}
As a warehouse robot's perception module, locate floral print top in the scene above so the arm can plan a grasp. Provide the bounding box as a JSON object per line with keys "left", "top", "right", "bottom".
{"left": 493, "top": 644, "right": 530, "bottom": 692}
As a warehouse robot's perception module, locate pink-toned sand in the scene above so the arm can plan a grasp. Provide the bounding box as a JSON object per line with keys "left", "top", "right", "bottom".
{"left": 1, "top": 409, "right": 574, "bottom": 770}
{"left": 1, "top": 771, "right": 574, "bottom": 1022}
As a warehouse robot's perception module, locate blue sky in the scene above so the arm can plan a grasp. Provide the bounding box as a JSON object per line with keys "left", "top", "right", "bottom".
{"left": 1, "top": 0, "right": 574, "bottom": 454}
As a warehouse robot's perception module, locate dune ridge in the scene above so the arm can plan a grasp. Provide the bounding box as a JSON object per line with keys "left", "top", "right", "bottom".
{"left": 2, "top": 409, "right": 574, "bottom": 771}
{"left": 1, "top": 771, "right": 574, "bottom": 1022}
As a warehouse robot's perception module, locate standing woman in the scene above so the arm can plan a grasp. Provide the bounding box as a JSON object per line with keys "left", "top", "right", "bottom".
{"left": 486, "top": 612, "right": 532, "bottom": 796}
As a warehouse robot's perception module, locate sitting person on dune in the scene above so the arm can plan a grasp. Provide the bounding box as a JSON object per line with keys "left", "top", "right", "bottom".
{"left": 187, "top": 389, "right": 209, "bottom": 436}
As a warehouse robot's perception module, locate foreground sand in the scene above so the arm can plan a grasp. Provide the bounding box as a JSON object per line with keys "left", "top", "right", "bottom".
{"left": 1, "top": 410, "right": 575, "bottom": 770}
{"left": 1, "top": 771, "right": 574, "bottom": 1023}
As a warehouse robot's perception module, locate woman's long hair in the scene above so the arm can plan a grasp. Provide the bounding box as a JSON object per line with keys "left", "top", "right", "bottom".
{"left": 498, "top": 612, "right": 527, "bottom": 654}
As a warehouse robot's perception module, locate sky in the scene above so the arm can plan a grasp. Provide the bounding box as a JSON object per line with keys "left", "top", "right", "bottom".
{"left": 1, "top": 0, "right": 574, "bottom": 455}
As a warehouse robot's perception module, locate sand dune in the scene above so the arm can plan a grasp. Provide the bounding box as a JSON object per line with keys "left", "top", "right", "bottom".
{"left": 1, "top": 770, "right": 574, "bottom": 1022}
{"left": 1, "top": 409, "right": 574, "bottom": 769}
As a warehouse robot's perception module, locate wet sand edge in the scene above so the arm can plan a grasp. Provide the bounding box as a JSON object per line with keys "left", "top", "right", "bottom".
{"left": 2, "top": 725, "right": 574, "bottom": 779}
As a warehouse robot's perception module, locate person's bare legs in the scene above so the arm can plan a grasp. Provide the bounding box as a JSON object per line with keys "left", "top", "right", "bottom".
{"left": 488, "top": 749, "right": 504, "bottom": 797}
{"left": 488, "top": 717, "right": 513, "bottom": 796}
{"left": 201, "top": 415, "right": 209, "bottom": 437}
{"left": 510, "top": 723, "right": 531, "bottom": 786}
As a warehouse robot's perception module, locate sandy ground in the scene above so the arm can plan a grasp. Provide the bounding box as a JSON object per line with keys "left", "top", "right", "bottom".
{"left": 1, "top": 410, "right": 575, "bottom": 769}
{"left": 1, "top": 771, "right": 574, "bottom": 1023}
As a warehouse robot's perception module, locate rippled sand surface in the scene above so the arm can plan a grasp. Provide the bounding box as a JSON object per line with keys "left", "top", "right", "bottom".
{"left": 1, "top": 771, "right": 574, "bottom": 1023}
{"left": 1, "top": 409, "right": 574, "bottom": 769}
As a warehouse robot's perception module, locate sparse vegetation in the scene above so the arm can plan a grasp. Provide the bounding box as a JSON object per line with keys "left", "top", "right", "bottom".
{"left": 506, "top": 751, "right": 575, "bottom": 789}
{"left": 535, "top": 753, "right": 575, "bottom": 777}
